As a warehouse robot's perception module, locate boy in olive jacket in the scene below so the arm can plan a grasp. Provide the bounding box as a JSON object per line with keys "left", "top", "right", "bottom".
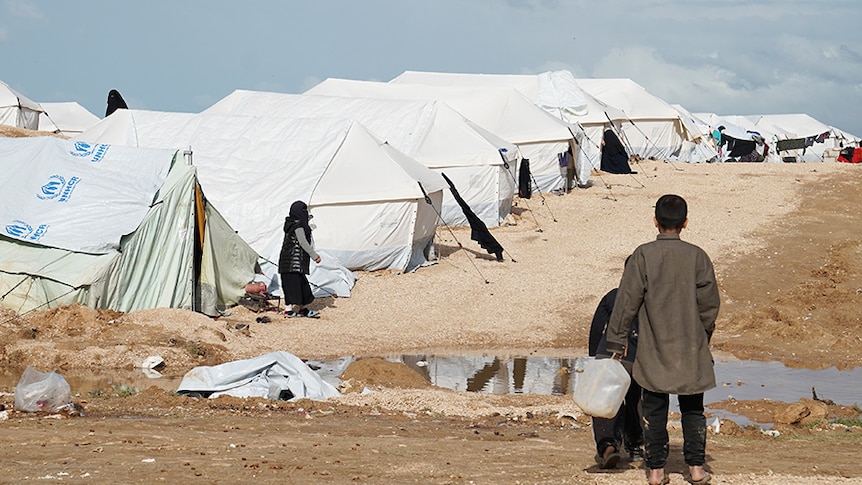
{"left": 606, "top": 194, "right": 720, "bottom": 485}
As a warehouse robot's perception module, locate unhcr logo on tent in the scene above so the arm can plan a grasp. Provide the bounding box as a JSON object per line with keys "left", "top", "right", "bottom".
{"left": 37, "top": 175, "right": 81, "bottom": 202}
{"left": 5, "top": 220, "right": 48, "bottom": 241}
{"left": 70, "top": 141, "right": 109, "bottom": 163}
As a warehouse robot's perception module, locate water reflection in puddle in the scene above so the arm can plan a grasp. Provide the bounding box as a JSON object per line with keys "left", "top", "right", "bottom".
{"left": 392, "top": 355, "right": 861, "bottom": 408}
{"left": 390, "top": 354, "right": 861, "bottom": 427}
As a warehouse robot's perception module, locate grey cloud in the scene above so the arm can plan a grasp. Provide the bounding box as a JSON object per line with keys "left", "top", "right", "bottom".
{"left": 4, "top": 0, "right": 43, "bottom": 19}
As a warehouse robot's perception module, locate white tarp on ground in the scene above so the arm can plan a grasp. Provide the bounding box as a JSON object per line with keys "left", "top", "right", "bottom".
{"left": 176, "top": 351, "right": 342, "bottom": 401}
{"left": 0, "top": 80, "right": 42, "bottom": 130}
{"left": 38, "top": 102, "right": 100, "bottom": 136}
{"left": 306, "top": 78, "right": 575, "bottom": 193}
{"left": 76, "top": 110, "right": 446, "bottom": 283}
{"left": 0, "top": 137, "right": 258, "bottom": 315}
{"left": 204, "top": 91, "right": 518, "bottom": 227}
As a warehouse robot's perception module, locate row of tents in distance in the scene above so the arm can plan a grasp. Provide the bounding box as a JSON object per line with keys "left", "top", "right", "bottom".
{"left": 1, "top": 72, "right": 860, "bottom": 317}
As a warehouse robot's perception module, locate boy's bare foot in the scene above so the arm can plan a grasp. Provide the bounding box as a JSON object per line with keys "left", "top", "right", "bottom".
{"left": 689, "top": 465, "right": 711, "bottom": 484}
{"left": 648, "top": 468, "right": 669, "bottom": 485}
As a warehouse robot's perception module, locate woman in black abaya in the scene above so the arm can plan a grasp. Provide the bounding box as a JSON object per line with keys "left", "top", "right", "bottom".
{"left": 600, "top": 129, "right": 635, "bottom": 174}
{"left": 105, "top": 89, "right": 128, "bottom": 117}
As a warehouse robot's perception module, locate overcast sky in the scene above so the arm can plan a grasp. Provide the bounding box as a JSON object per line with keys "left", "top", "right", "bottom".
{"left": 3, "top": 0, "right": 860, "bottom": 136}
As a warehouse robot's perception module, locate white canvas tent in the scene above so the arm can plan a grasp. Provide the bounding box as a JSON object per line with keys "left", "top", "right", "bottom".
{"left": 305, "top": 78, "right": 575, "bottom": 193}
{"left": 76, "top": 110, "right": 447, "bottom": 283}
{"left": 0, "top": 136, "right": 258, "bottom": 315}
{"left": 392, "top": 70, "right": 708, "bottom": 183}
{"left": 698, "top": 113, "right": 846, "bottom": 163}
{"left": 830, "top": 126, "right": 861, "bottom": 146}
{"left": 392, "top": 70, "right": 615, "bottom": 186}
{"left": 753, "top": 114, "right": 842, "bottom": 162}
{"left": 203, "top": 91, "right": 518, "bottom": 227}
{"left": 0, "top": 80, "right": 42, "bottom": 130}
{"left": 573, "top": 78, "right": 707, "bottom": 162}
{"left": 671, "top": 105, "right": 721, "bottom": 163}
{"left": 392, "top": 70, "right": 591, "bottom": 119}
{"left": 38, "top": 102, "right": 100, "bottom": 136}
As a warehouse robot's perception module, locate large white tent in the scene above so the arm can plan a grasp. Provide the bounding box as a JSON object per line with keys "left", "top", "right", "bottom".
{"left": 38, "top": 102, "right": 100, "bottom": 136}
{"left": 0, "top": 80, "right": 42, "bottom": 130}
{"left": 391, "top": 70, "right": 715, "bottom": 177}
{"left": 391, "top": 70, "right": 630, "bottom": 184}
{"left": 0, "top": 136, "right": 258, "bottom": 315}
{"left": 573, "top": 78, "right": 708, "bottom": 162}
{"left": 753, "top": 114, "right": 843, "bottom": 162}
{"left": 305, "top": 78, "right": 575, "bottom": 193}
{"left": 671, "top": 104, "right": 722, "bottom": 163}
{"left": 696, "top": 113, "right": 848, "bottom": 163}
{"left": 203, "top": 91, "right": 518, "bottom": 227}
{"left": 76, "top": 110, "right": 447, "bottom": 283}
{"left": 392, "top": 70, "right": 590, "bottom": 119}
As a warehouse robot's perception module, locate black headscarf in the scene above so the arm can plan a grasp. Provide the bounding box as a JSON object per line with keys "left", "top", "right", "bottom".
{"left": 285, "top": 200, "right": 312, "bottom": 241}
{"left": 106, "top": 89, "right": 128, "bottom": 117}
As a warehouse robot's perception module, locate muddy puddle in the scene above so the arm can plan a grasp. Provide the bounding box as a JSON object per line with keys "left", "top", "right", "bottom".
{"left": 1, "top": 355, "right": 858, "bottom": 428}
{"left": 386, "top": 354, "right": 862, "bottom": 427}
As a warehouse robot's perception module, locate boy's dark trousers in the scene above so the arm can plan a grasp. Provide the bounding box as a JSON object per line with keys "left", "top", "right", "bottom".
{"left": 592, "top": 379, "right": 644, "bottom": 455}
{"left": 640, "top": 389, "right": 706, "bottom": 469}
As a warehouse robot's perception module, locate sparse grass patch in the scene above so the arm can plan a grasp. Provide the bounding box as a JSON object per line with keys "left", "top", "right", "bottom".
{"left": 832, "top": 417, "right": 862, "bottom": 427}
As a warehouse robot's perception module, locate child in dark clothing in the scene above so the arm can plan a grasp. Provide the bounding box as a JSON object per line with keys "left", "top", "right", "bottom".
{"left": 588, "top": 284, "right": 644, "bottom": 469}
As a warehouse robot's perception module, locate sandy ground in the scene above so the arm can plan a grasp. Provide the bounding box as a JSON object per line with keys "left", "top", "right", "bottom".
{"left": 1, "top": 157, "right": 861, "bottom": 484}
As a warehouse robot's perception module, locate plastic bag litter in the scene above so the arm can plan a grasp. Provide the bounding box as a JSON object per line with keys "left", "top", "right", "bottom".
{"left": 14, "top": 366, "right": 72, "bottom": 413}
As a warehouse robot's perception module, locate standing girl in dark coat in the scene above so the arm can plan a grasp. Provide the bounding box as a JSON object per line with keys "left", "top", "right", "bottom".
{"left": 279, "top": 201, "right": 321, "bottom": 318}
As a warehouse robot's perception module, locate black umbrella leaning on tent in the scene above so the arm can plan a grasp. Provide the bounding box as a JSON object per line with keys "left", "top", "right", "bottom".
{"left": 441, "top": 172, "right": 504, "bottom": 262}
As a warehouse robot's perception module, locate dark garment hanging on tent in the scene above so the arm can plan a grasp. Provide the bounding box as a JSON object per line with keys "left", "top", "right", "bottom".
{"left": 775, "top": 138, "right": 807, "bottom": 152}
{"left": 105, "top": 89, "right": 129, "bottom": 117}
{"left": 518, "top": 158, "right": 532, "bottom": 199}
{"left": 600, "top": 129, "right": 633, "bottom": 174}
{"left": 441, "top": 172, "right": 504, "bottom": 261}
{"left": 727, "top": 137, "right": 757, "bottom": 158}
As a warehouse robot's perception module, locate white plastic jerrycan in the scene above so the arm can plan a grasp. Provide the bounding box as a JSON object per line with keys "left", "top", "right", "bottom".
{"left": 571, "top": 357, "right": 631, "bottom": 418}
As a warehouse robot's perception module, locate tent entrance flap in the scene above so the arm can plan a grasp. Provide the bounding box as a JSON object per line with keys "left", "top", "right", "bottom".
{"left": 193, "top": 182, "right": 206, "bottom": 313}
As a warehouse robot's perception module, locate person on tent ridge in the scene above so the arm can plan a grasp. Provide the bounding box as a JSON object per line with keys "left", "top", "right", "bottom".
{"left": 279, "top": 201, "right": 321, "bottom": 318}
{"left": 587, "top": 261, "right": 644, "bottom": 469}
{"left": 600, "top": 129, "right": 636, "bottom": 174}
{"left": 606, "top": 194, "right": 719, "bottom": 485}
{"left": 105, "top": 89, "right": 128, "bottom": 117}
